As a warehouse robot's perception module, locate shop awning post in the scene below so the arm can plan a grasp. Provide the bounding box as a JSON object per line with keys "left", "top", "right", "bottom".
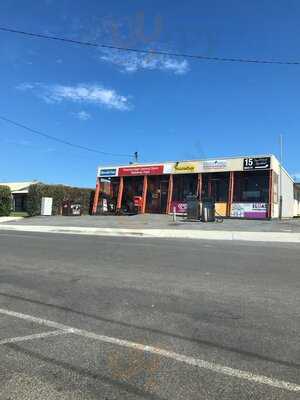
{"left": 92, "top": 178, "right": 101, "bottom": 215}
{"left": 117, "top": 176, "right": 124, "bottom": 211}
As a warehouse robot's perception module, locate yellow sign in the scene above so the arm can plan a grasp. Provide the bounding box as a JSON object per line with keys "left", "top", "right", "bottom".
{"left": 173, "top": 162, "right": 198, "bottom": 173}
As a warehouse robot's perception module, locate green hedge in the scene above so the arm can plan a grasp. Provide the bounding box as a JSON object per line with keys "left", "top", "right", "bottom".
{"left": 0, "top": 185, "right": 11, "bottom": 216}
{"left": 27, "top": 184, "right": 95, "bottom": 216}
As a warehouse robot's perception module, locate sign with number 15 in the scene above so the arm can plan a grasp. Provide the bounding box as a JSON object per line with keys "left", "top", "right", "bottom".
{"left": 243, "top": 157, "right": 270, "bottom": 171}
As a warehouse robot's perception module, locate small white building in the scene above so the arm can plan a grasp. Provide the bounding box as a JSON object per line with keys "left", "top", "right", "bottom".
{"left": 0, "top": 181, "right": 38, "bottom": 212}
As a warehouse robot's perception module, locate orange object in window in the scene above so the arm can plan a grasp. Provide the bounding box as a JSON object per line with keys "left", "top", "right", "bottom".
{"left": 133, "top": 196, "right": 143, "bottom": 207}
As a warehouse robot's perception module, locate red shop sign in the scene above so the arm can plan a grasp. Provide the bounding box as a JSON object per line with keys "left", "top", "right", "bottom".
{"left": 118, "top": 165, "right": 164, "bottom": 176}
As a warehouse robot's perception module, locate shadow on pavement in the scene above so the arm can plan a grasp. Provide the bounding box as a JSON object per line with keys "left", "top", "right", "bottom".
{"left": 6, "top": 343, "right": 167, "bottom": 400}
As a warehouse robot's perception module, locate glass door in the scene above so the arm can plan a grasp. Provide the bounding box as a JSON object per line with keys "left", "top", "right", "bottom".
{"left": 146, "top": 176, "right": 169, "bottom": 213}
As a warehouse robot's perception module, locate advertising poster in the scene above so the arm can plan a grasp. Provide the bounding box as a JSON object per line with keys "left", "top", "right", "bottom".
{"left": 171, "top": 201, "right": 188, "bottom": 214}
{"left": 231, "top": 203, "right": 267, "bottom": 219}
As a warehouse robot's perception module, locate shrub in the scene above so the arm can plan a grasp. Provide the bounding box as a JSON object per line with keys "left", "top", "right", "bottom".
{"left": 27, "top": 184, "right": 95, "bottom": 216}
{"left": 0, "top": 185, "right": 12, "bottom": 216}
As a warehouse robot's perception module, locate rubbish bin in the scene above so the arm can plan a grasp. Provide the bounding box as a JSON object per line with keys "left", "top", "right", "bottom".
{"left": 201, "top": 198, "right": 215, "bottom": 222}
{"left": 62, "top": 201, "right": 82, "bottom": 216}
{"left": 186, "top": 195, "right": 200, "bottom": 220}
{"left": 62, "top": 200, "right": 71, "bottom": 216}
{"left": 70, "top": 203, "right": 82, "bottom": 216}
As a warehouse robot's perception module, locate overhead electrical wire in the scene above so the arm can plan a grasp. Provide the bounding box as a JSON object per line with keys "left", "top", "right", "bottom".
{"left": 0, "top": 116, "right": 133, "bottom": 158}
{"left": 0, "top": 26, "right": 299, "bottom": 66}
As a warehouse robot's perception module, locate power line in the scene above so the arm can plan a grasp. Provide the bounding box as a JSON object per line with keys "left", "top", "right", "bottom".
{"left": 0, "top": 116, "right": 133, "bottom": 158}
{"left": 0, "top": 26, "right": 300, "bottom": 66}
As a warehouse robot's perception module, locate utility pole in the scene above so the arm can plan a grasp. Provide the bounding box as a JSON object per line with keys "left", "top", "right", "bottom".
{"left": 134, "top": 151, "right": 138, "bottom": 163}
{"left": 279, "top": 134, "right": 283, "bottom": 220}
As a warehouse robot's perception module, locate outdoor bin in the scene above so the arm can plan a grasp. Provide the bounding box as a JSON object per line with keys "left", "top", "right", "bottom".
{"left": 201, "top": 198, "right": 215, "bottom": 222}
{"left": 62, "top": 201, "right": 82, "bottom": 216}
{"left": 70, "top": 204, "right": 82, "bottom": 216}
{"left": 186, "top": 195, "right": 200, "bottom": 220}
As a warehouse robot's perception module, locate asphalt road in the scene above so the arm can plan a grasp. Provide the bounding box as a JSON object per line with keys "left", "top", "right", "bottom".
{"left": 0, "top": 231, "right": 299, "bottom": 399}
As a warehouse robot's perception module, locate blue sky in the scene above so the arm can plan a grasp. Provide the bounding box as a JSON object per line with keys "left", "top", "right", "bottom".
{"left": 1, "top": 0, "right": 300, "bottom": 187}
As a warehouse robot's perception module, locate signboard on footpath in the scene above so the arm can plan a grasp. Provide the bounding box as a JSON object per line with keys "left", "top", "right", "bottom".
{"left": 231, "top": 203, "right": 267, "bottom": 219}
{"left": 171, "top": 201, "right": 188, "bottom": 214}
{"left": 118, "top": 165, "right": 164, "bottom": 176}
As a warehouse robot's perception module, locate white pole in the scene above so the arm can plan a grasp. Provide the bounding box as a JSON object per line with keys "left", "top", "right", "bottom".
{"left": 279, "top": 134, "right": 283, "bottom": 219}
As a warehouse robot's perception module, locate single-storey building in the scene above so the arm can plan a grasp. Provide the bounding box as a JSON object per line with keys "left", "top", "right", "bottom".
{"left": 294, "top": 183, "right": 300, "bottom": 217}
{"left": 92, "top": 154, "right": 300, "bottom": 219}
{"left": 0, "top": 181, "right": 38, "bottom": 212}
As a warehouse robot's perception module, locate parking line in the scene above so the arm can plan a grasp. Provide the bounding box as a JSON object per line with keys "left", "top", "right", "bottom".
{"left": 0, "top": 307, "right": 299, "bottom": 393}
{"left": 0, "top": 329, "right": 71, "bottom": 345}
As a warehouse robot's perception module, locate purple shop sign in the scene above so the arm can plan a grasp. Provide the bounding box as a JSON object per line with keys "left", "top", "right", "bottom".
{"left": 231, "top": 203, "right": 267, "bottom": 219}
{"left": 171, "top": 201, "right": 187, "bottom": 214}
{"left": 244, "top": 211, "right": 267, "bottom": 219}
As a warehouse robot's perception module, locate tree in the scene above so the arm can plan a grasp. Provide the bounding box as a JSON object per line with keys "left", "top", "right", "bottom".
{"left": 0, "top": 185, "right": 11, "bottom": 216}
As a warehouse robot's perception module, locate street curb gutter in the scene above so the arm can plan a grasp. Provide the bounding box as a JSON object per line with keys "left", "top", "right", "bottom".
{"left": 0, "top": 224, "right": 300, "bottom": 243}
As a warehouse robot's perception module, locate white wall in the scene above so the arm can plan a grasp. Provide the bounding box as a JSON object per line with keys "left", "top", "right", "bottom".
{"left": 281, "top": 169, "right": 295, "bottom": 218}
{"left": 271, "top": 155, "right": 295, "bottom": 218}
{"left": 294, "top": 187, "right": 300, "bottom": 217}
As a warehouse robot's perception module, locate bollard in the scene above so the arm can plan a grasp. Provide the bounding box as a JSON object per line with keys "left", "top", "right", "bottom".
{"left": 172, "top": 206, "right": 176, "bottom": 223}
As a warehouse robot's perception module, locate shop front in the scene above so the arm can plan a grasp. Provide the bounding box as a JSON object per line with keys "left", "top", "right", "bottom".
{"left": 146, "top": 175, "right": 169, "bottom": 214}
{"left": 93, "top": 154, "right": 295, "bottom": 219}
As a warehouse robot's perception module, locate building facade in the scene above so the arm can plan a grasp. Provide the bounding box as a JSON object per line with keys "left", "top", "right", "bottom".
{"left": 0, "top": 181, "right": 37, "bottom": 212}
{"left": 92, "top": 155, "right": 297, "bottom": 219}
{"left": 294, "top": 183, "right": 300, "bottom": 217}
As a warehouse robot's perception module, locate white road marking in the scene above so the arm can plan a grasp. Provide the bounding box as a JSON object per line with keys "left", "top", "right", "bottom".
{"left": 0, "top": 329, "right": 71, "bottom": 345}
{"left": 0, "top": 307, "right": 299, "bottom": 393}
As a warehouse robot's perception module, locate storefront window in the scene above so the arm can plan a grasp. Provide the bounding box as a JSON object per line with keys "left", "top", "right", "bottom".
{"left": 233, "top": 171, "right": 269, "bottom": 203}
{"left": 202, "top": 173, "right": 229, "bottom": 202}
{"left": 122, "top": 176, "right": 143, "bottom": 209}
{"left": 109, "top": 178, "right": 120, "bottom": 201}
{"left": 172, "top": 174, "right": 198, "bottom": 201}
{"left": 146, "top": 176, "right": 169, "bottom": 213}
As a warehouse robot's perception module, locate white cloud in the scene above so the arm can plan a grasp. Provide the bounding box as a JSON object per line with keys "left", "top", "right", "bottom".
{"left": 16, "top": 82, "right": 36, "bottom": 91}
{"left": 99, "top": 49, "right": 189, "bottom": 75}
{"left": 17, "top": 83, "right": 131, "bottom": 111}
{"left": 76, "top": 111, "right": 91, "bottom": 121}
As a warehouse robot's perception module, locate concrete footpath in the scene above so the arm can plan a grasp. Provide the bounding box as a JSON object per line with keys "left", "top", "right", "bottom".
{"left": 0, "top": 216, "right": 24, "bottom": 223}
{"left": 1, "top": 215, "right": 300, "bottom": 243}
